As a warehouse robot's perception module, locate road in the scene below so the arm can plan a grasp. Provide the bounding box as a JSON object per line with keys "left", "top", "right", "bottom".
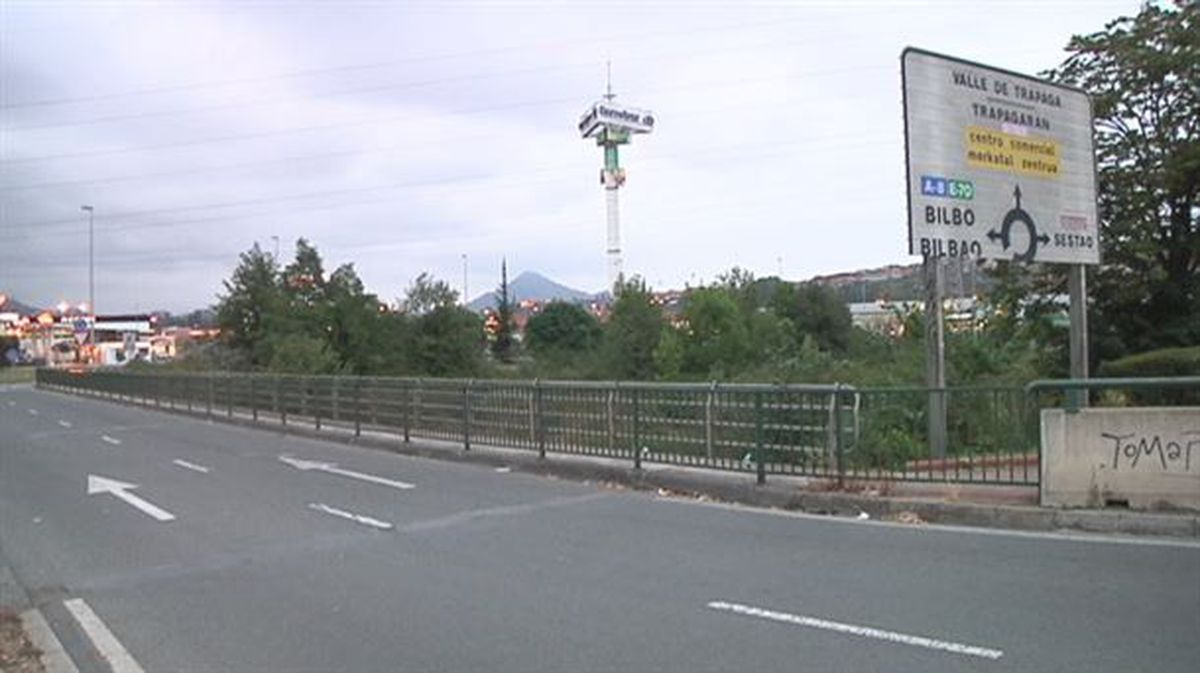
{"left": 2, "top": 383, "right": 1198, "bottom": 673}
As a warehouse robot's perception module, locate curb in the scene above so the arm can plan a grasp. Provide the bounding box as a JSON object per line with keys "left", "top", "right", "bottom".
{"left": 40, "top": 384, "right": 1200, "bottom": 540}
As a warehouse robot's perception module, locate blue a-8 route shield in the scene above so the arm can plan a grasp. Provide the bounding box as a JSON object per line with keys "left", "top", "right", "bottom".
{"left": 902, "top": 47, "right": 1100, "bottom": 265}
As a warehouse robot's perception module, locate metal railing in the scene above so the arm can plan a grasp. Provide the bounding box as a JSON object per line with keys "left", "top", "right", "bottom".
{"left": 40, "top": 369, "right": 1193, "bottom": 485}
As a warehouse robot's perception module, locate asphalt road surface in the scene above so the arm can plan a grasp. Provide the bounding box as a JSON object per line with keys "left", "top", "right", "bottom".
{"left": 2, "top": 384, "right": 1198, "bottom": 673}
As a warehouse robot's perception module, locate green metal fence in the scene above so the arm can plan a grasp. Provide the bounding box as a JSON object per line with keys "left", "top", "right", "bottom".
{"left": 39, "top": 369, "right": 1194, "bottom": 486}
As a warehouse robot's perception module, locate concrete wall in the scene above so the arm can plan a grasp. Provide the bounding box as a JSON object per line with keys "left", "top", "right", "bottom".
{"left": 1041, "top": 408, "right": 1200, "bottom": 511}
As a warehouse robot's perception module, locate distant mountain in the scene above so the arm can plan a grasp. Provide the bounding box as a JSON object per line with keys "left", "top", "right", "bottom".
{"left": 0, "top": 294, "right": 40, "bottom": 315}
{"left": 467, "top": 271, "right": 594, "bottom": 312}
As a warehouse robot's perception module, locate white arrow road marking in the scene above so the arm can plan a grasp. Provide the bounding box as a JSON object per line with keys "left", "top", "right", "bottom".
{"left": 172, "top": 459, "right": 210, "bottom": 474}
{"left": 58, "top": 419, "right": 73, "bottom": 428}
{"left": 100, "top": 435, "right": 122, "bottom": 445}
{"left": 706, "top": 601, "right": 1004, "bottom": 660}
{"left": 63, "top": 598, "right": 147, "bottom": 673}
{"left": 308, "top": 503, "right": 393, "bottom": 530}
{"left": 279, "top": 454, "right": 414, "bottom": 490}
{"left": 87, "top": 475, "right": 175, "bottom": 522}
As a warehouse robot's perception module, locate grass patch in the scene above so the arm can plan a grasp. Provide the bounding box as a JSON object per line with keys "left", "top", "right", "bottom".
{"left": 0, "top": 367, "right": 36, "bottom": 385}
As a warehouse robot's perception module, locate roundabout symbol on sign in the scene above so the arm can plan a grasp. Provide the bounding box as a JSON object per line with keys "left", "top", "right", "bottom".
{"left": 987, "top": 185, "right": 1049, "bottom": 263}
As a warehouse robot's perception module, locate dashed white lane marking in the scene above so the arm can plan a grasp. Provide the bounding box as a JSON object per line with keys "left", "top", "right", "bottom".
{"left": 27, "top": 408, "right": 38, "bottom": 415}
{"left": 308, "top": 503, "right": 393, "bottom": 530}
{"left": 494, "top": 466, "right": 512, "bottom": 473}
{"left": 63, "top": 598, "right": 147, "bottom": 673}
{"left": 101, "top": 435, "right": 122, "bottom": 445}
{"left": 706, "top": 600, "right": 1004, "bottom": 660}
{"left": 58, "top": 419, "right": 73, "bottom": 428}
{"left": 172, "top": 459, "right": 210, "bottom": 474}
{"left": 6, "top": 400, "right": 15, "bottom": 406}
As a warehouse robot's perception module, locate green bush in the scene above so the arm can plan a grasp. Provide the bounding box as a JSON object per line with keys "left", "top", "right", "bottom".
{"left": 1097, "top": 346, "right": 1200, "bottom": 378}
{"left": 1096, "top": 347, "right": 1200, "bottom": 405}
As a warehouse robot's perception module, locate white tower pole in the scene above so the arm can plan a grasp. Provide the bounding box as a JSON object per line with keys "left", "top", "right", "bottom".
{"left": 605, "top": 187, "right": 621, "bottom": 290}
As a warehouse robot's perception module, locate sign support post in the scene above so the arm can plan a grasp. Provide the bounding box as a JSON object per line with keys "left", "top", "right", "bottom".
{"left": 923, "top": 255, "right": 947, "bottom": 458}
{"left": 1068, "top": 264, "right": 1089, "bottom": 408}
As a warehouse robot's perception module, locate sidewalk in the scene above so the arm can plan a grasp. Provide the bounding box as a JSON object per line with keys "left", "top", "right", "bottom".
{"left": 44, "top": 385, "right": 1200, "bottom": 539}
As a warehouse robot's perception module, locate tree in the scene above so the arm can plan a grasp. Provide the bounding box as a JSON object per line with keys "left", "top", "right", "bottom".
{"left": 215, "top": 244, "right": 283, "bottom": 367}
{"left": 402, "top": 272, "right": 458, "bottom": 316}
{"left": 602, "top": 277, "right": 663, "bottom": 380}
{"left": 282, "top": 238, "right": 327, "bottom": 314}
{"left": 399, "top": 272, "right": 483, "bottom": 376}
{"left": 1047, "top": 1, "right": 1199, "bottom": 359}
{"left": 525, "top": 301, "right": 601, "bottom": 355}
{"left": 678, "top": 287, "right": 751, "bottom": 377}
{"left": 324, "top": 263, "right": 388, "bottom": 374}
{"left": 491, "top": 259, "right": 516, "bottom": 362}
{"left": 411, "top": 306, "right": 484, "bottom": 377}
{"left": 772, "top": 282, "right": 853, "bottom": 353}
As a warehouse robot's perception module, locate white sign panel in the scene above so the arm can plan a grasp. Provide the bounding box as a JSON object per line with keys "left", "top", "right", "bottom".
{"left": 902, "top": 48, "right": 1099, "bottom": 264}
{"left": 578, "top": 101, "right": 655, "bottom": 138}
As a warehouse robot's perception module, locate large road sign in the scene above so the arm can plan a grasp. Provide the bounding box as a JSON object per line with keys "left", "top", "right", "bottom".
{"left": 902, "top": 48, "right": 1099, "bottom": 264}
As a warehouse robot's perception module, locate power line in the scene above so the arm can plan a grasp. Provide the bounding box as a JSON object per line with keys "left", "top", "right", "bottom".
{"left": 2, "top": 70, "right": 895, "bottom": 193}
{"left": 1, "top": 133, "right": 898, "bottom": 235}
{"left": 0, "top": 14, "right": 834, "bottom": 111}
{"left": 6, "top": 33, "right": 883, "bottom": 133}
{"left": 3, "top": 62, "right": 892, "bottom": 166}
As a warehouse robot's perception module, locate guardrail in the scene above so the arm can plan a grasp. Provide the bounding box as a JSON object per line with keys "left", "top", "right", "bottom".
{"left": 42, "top": 370, "right": 1194, "bottom": 486}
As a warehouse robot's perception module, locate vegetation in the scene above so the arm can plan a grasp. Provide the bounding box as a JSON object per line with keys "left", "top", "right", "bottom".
{"left": 993, "top": 1, "right": 1200, "bottom": 365}
{"left": 172, "top": 4, "right": 1191, "bottom": 392}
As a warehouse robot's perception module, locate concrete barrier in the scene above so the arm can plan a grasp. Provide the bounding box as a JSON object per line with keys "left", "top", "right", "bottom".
{"left": 1041, "top": 407, "right": 1200, "bottom": 511}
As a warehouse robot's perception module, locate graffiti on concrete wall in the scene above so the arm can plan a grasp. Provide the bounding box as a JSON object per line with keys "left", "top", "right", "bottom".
{"left": 1100, "top": 431, "right": 1199, "bottom": 472}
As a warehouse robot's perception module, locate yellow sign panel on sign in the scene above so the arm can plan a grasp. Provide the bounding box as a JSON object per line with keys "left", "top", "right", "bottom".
{"left": 965, "top": 126, "right": 1061, "bottom": 179}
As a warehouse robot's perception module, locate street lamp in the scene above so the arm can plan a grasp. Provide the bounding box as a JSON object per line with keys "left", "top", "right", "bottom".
{"left": 81, "top": 205, "right": 94, "bottom": 359}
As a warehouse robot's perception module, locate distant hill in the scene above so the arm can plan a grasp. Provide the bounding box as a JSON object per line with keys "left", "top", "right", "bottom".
{"left": 0, "top": 294, "right": 40, "bottom": 315}
{"left": 468, "top": 271, "right": 594, "bottom": 312}
{"left": 809, "top": 260, "right": 992, "bottom": 303}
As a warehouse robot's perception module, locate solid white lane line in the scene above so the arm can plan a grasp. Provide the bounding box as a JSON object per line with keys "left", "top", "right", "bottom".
{"left": 63, "top": 598, "right": 147, "bottom": 673}
{"left": 100, "top": 435, "right": 122, "bottom": 445}
{"left": 58, "top": 419, "right": 73, "bottom": 428}
{"left": 172, "top": 459, "right": 210, "bottom": 474}
{"left": 28, "top": 408, "right": 38, "bottom": 415}
{"left": 706, "top": 601, "right": 1004, "bottom": 660}
{"left": 308, "top": 503, "right": 393, "bottom": 530}
{"left": 21, "top": 609, "right": 81, "bottom": 673}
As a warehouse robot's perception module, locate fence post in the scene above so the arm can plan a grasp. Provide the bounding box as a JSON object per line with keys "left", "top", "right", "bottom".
{"left": 705, "top": 381, "right": 717, "bottom": 460}
{"left": 206, "top": 374, "right": 214, "bottom": 419}
{"left": 403, "top": 380, "right": 412, "bottom": 443}
{"left": 754, "top": 391, "right": 766, "bottom": 485}
{"left": 251, "top": 375, "right": 258, "bottom": 421}
{"left": 833, "top": 384, "right": 845, "bottom": 489}
{"left": 462, "top": 380, "right": 472, "bottom": 452}
{"left": 279, "top": 376, "right": 287, "bottom": 426}
{"left": 354, "top": 377, "right": 362, "bottom": 437}
{"left": 226, "top": 374, "right": 233, "bottom": 418}
{"left": 535, "top": 379, "right": 545, "bottom": 459}
{"left": 311, "top": 378, "right": 320, "bottom": 430}
{"left": 606, "top": 385, "right": 616, "bottom": 452}
{"left": 332, "top": 377, "right": 340, "bottom": 422}
{"left": 632, "top": 387, "right": 641, "bottom": 470}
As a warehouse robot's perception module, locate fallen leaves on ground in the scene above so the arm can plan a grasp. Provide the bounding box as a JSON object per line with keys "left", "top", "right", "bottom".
{"left": 0, "top": 609, "right": 43, "bottom": 673}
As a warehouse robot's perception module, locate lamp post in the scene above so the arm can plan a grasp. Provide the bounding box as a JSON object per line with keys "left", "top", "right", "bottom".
{"left": 81, "top": 205, "right": 94, "bottom": 359}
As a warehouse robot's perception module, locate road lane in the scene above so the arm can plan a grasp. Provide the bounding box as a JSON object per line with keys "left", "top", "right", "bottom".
{"left": 2, "top": 385, "right": 1198, "bottom": 672}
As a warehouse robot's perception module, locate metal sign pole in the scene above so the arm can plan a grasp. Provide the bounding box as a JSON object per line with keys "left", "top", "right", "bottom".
{"left": 923, "top": 255, "right": 947, "bottom": 458}
{"left": 1068, "top": 264, "right": 1089, "bottom": 407}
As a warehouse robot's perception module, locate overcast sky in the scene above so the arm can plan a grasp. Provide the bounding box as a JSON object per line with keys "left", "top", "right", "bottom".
{"left": 1, "top": 0, "right": 1137, "bottom": 314}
